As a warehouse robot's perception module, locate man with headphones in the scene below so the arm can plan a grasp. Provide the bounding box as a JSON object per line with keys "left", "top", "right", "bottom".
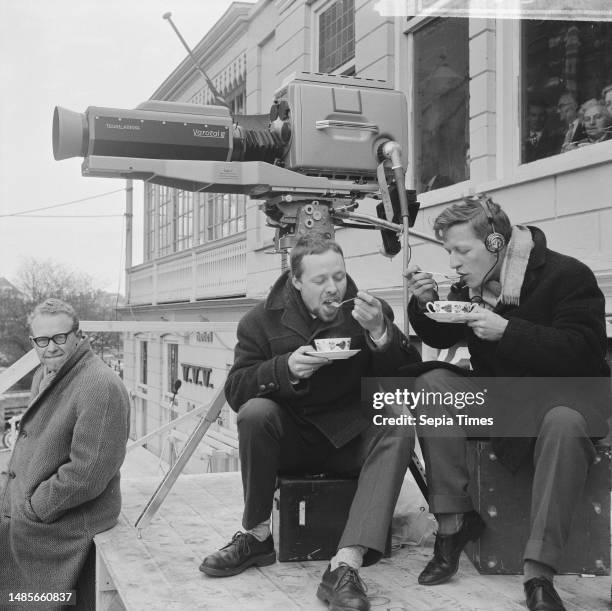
{"left": 404, "top": 195, "right": 610, "bottom": 611}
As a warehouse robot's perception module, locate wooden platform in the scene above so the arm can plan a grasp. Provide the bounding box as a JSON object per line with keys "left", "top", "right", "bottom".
{"left": 95, "top": 471, "right": 612, "bottom": 611}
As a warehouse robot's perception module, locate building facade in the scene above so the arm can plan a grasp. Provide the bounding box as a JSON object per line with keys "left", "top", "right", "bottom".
{"left": 120, "top": 0, "right": 612, "bottom": 471}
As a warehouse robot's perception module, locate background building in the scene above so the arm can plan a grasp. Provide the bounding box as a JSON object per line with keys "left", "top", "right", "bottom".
{"left": 119, "top": 0, "right": 612, "bottom": 471}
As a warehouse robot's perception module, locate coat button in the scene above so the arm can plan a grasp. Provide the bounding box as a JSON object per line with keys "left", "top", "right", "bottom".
{"left": 259, "top": 384, "right": 266, "bottom": 391}
{"left": 8, "top": 471, "right": 16, "bottom": 479}
{"left": 19, "top": 429, "right": 27, "bottom": 438}
{"left": 268, "top": 382, "right": 275, "bottom": 389}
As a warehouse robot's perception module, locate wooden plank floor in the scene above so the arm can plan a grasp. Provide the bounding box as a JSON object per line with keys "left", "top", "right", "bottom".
{"left": 95, "top": 470, "right": 612, "bottom": 611}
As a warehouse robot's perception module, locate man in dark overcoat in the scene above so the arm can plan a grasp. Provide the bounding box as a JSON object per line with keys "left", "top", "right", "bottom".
{"left": 0, "top": 298, "right": 130, "bottom": 610}
{"left": 523, "top": 99, "right": 561, "bottom": 163}
{"left": 405, "top": 195, "right": 610, "bottom": 611}
{"left": 200, "top": 235, "right": 421, "bottom": 611}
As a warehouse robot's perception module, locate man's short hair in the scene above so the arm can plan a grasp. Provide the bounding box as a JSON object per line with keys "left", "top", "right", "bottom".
{"left": 558, "top": 91, "right": 577, "bottom": 108}
{"left": 290, "top": 235, "right": 344, "bottom": 279}
{"left": 28, "top": 298, "right": 79, "bottom": 331}
{"left": 433, "top": 195, "right": 512, "bottom": 244}
{"left": 528, "top": 96, "right": 547, "bottom": 110}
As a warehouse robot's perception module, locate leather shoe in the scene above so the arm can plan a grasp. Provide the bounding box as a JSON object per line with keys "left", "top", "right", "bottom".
{"left": 524, "top": 577, "right": 566, "bottom": 611}
{"left": 199, "top": 531, "right": 275, "bottom": 577}
{"left": 316, "top": 564, "right": 370, "bottom": 611}
{"left": 418, "top": 510, "right": 485, "bottom": 585}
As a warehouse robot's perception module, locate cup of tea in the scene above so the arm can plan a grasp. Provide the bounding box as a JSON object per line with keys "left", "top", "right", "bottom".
{"left": 314, "top": 337, "right": 351, "bottom": 352}
{"left": 426, "top": 301, "right": 477, "bottom": 314}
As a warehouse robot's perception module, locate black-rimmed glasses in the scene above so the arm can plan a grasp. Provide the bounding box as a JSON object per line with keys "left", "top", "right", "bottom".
{"left": 30, "top": 329, "right": 77, "bottom": 348}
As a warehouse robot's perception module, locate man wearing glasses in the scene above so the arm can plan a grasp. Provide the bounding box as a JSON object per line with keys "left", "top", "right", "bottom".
{"left": 0, "top": 298, "right": 130, "bottom": 609}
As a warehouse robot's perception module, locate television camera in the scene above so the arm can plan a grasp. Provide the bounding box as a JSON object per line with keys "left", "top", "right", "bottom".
{"left": 52, "top": 70, "right": 433, "bottom": 526}
{"left": 53, "top": 72, "right": 419, "bottom": 256}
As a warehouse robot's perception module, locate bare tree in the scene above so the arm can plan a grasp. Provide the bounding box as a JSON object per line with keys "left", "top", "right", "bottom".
{"left": 0, "top": 258, "right": 123, "bottom": 389}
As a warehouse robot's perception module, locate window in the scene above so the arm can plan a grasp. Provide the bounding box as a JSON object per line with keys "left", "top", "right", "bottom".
{"left": 521, "top": 21, "right": 612, "bottom": 164}
{"left": 413, "top": 18, "right": 470, "bottom": 193}
{"left": 207, "top": 193, "right": 246, "bottom": 241}
{"left": 318, "top": 0, "right": 355, "bottom": 73}
{"left": 139, "top": 341, "right": 148, "bottom": 384}
{"left": 144, "top": 187, "right": 247, "bottom": 259}
{"left": 167, "top": 344, "right": 179, "bottom": 393}
{"left": 227, "top": 85, "right": 246, "bottom": 116}
{"left": 175, "top": 191, "right": 194, "bottom": 252}
{"left": 197, "top": 192, "right": 207, "bottom": 244}
{"left": 159, "top": 186, "right": 174, "bottom": 257}
{"left": 144, "top": 184, "right": 155, "bottom": 262}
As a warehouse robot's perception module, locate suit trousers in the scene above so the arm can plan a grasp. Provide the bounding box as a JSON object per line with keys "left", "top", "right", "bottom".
{"left": 237, "top": 398, "right": 414, "bottom": 566}
{"left": 415, "top": 368, "right": 596, "bottom": 572}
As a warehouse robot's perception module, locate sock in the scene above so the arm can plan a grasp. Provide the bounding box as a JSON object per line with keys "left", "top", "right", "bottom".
{"left": 436, "top": 513, "right": 464, "bottom": 535}
{"left": 523, "top": 559, "right": 555, "bottom": 583}
{"left": 247, "top": 519, "right": 271, "bottom": 542}
{"left": 330, "top": 545, "right": 367, "bottom": 571}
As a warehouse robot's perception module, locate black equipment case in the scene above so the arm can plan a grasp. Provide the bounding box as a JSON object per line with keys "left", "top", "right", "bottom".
{"left": 465, "top": 441, "right": 610, "bottom": 575}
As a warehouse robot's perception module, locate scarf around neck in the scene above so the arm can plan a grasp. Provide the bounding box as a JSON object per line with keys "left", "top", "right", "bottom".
{"left": 498, "top": 225, "right": 534, "bottom": 306}
{"left": 470, "top": 225, "right": 533, "bottom": 308}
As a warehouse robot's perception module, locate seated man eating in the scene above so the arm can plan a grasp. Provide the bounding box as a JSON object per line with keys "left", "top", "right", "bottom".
{"left": 405, "top": 195, "right": 610, "bottom": 611}
{"left": 200, "top": 234, "right": 421, "bottom": 611}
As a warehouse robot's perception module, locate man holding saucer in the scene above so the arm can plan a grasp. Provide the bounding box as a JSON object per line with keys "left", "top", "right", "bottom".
{"left": 200, "top": 234, "right": 420, "bottom": 611}
{"left": 405, "top": 195, "right": 610, "bottom": 611}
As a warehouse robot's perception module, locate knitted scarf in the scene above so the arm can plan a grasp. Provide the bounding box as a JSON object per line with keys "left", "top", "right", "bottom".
{"left": 498, "top": 225, "right": 534, "bottom": 306}
{"left": 471, "top": 225, "right": 533, "bottom": 308}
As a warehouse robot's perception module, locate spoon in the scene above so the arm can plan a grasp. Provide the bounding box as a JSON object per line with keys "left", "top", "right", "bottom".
{"left": 415, "top": 270, "right": 460, "bottom": 281}
{"left": 326, "top": 297, "right": 356, "bottom": 309}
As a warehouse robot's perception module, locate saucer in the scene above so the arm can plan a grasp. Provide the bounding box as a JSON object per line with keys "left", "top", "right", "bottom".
{"left": 424, "top": 312, "right": 471, "bottom": 324}
{"left": 305, "top": 349, "right": 361, "bottom": 360}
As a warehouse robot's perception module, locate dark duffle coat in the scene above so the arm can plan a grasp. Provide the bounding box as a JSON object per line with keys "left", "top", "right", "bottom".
{"left": 405, "top": 226, "right": 610, "bottom": 470}
{"left": 0, "top": 338, "right": 130, "bottom": 603}
{"left": 224, "top": 271, "right": 421, "bottom": 448}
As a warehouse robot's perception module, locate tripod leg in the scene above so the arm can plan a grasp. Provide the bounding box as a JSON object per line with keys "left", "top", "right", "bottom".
{"left": 135, "top": 385, "right": 227, "bottom": 534}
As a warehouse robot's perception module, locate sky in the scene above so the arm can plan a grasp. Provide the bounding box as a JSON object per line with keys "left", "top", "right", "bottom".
{"left": 0, "top": 0, "right": 254, "bottom": 295}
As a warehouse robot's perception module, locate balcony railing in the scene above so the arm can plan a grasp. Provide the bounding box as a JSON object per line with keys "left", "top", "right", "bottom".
{"left": 128, "top": 234, "right": 247, "bottom": 305}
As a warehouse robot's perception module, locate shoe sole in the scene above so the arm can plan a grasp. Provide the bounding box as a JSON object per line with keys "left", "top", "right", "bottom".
{"left": 199, "top": 551, "right": 276, "bottom": 577}
{"left": 418, "top": 517, "right": 486, "bottom": 586}
{"left": 316, "top": 584, "right": 371, "bottom": 611}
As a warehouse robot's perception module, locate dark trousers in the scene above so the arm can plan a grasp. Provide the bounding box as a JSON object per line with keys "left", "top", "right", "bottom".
{"left": 415, "top": 369, "right": 596, "bottom": 572}
{"left": 237, "top": 398, "right": 414, "bottom": 566}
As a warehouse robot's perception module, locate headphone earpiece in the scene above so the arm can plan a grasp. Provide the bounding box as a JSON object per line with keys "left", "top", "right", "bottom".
{"left": 485, "top": 231, "right": 505, "bottom": 253}
{"left": 479, "top": 196, "right": 506, "bottom": 253}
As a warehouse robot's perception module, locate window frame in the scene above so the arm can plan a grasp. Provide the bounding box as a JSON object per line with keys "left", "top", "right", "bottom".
{"left": 312, "top": 0, "right": 355, "bottom": 75}
{"left": 139, "top": 340, "right": 148, "bottom": 385}
{"left": 167, "top": 343, "right": 179, "bottom": 393}
{"left": 493, "top": 18, "right": 612, "bottom": 191}
{"left": 404, "top": 15, "right": 471, "bottom": 199}
{"left": 405, "top": 16, "right": 612, "bottom": 206}
{"left": 144, "top": 187, "right": 247, "bottom": 261}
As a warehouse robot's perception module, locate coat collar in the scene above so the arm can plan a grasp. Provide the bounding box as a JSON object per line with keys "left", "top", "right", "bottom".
{"left": 26, "top": 338, "right": 93, "bottom": 412}
{"left": 516, "top": 225, "right": 546, "bottom": 297}
{"left": 265, "top": 270, "right": 359, "bottom": 341}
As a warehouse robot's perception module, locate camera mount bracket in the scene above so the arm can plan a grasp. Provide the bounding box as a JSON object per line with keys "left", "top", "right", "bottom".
{"left": 83, "top": 155, "right": 405, "bottom": 251}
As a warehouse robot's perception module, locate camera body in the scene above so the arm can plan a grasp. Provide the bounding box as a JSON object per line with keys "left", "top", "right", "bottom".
{"left": 271, "top": 72, "right": 408, "bottom": 179}
{"left": 53, "top": 73, "right": 408, "bottom": 183}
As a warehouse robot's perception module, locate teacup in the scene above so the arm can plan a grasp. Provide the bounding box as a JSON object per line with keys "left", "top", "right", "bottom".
{"left": 426, "top": 301, "right": 476, "bottom": 314}
{"left": 314, "top": 337, "right": 351, "bottom": 352}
